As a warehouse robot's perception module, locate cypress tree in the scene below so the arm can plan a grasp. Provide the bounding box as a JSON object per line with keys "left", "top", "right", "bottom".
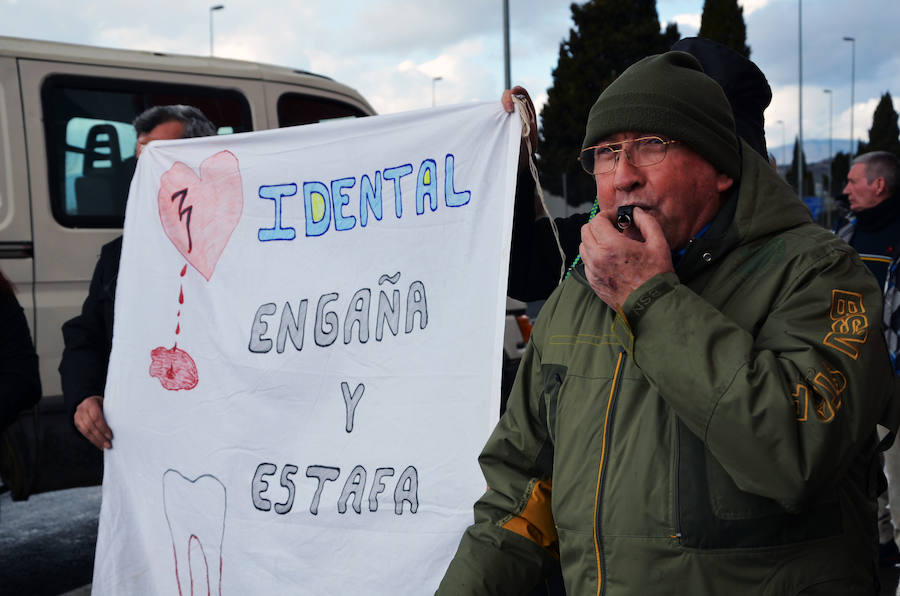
{"left": 786, "top": 136, "right": 814, "bottom": 196}
{"left": 699, "top": 0, "right": 751, "bottom": 57}
{"left": 538, "top": 0, "right": 679, "bottom": 205}
{"left": 864, "top": 92, "right": 900, "bottom": 156}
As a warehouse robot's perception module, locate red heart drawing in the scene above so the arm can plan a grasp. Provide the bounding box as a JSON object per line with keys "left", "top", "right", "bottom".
{"left": 158, "top": 150, "right": 243, "bottom": 281}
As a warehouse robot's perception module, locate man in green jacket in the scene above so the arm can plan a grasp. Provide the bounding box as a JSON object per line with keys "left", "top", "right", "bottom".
{"left": 438, "top": 51, "right": 895, "bottom": 595}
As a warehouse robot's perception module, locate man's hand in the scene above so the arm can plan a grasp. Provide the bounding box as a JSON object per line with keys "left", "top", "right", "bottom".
{"left": 501, "top": 86, "right": 538, "bottom": 171}
{"left": 74, "top": 395, "right": 113, "bottom": 450}
{"left": 579, "top": 208, "right": 674, "bottom": 309}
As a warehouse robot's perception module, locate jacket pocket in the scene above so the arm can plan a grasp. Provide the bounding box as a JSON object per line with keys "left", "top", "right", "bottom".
{"left": 541, "top": 364, "right": 566, "bottom": 445}
{"left": 676, "top": 420, "right": 842, "bottom": 549}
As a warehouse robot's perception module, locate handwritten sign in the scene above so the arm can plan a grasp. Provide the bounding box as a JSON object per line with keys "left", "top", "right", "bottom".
{"left": 91, "top": 102, "right": 520, "bottom": 594}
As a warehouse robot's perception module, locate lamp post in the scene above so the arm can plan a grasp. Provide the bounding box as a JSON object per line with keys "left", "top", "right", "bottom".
{"left": 432, "top": 76, "right": 443, "bottom": 107}
{"left": 503, "top": 0, "right": 511, "bottom": 90}
{"left": 823, "top": 89, "right": 833, "bottom": 164}
{"left": 797, "top": 0, "right": 804, "bottom": 199}
{"left": 823, "top": 89, "right": 834, "bottom": 226}
{"left": 209, "top": 4, "right": 224, "bottom": 56}
{"left": 843, "top": 36, "right": 855, "bottom": 155}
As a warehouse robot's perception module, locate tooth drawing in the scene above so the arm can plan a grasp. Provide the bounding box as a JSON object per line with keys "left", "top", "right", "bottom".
{"left": 162, "top": 469, "right": 227, "bottom": 596}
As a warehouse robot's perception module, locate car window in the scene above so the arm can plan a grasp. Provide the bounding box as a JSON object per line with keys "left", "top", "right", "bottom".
{"left": 277, "top": 92, "right": 368, "bottom": 127}
{"left": 42, "top": 75, "right": 252, "bottom": 228}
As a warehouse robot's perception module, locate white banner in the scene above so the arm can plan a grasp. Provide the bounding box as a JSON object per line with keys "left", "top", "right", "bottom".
{"left": 92, "top": 102, "right": 521, "bottom": 594}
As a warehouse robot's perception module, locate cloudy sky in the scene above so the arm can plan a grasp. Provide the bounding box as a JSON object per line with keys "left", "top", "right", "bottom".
{"left": 2, "top": 0, "right": 897, "bottom": 158}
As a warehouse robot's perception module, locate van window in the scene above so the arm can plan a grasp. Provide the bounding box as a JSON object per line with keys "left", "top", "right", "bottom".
{"left": 42, "top": 75, "right": 252, "bottom": 228}
{"left": 277, "top": 93, "right": 368, "bottom": 127}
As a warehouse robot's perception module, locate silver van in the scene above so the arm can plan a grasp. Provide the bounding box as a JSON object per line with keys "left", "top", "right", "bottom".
{"left": 0, "top": 36, "right": 375, "bottom": 498}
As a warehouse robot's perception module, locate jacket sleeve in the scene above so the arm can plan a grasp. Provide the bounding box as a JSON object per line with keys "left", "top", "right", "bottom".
{"left": 437, "top": 335, "right": 559, "bottom": 595}
{"left": 882, "top": 258, "right": 900, "bottom": 373}
{"left": 0, "top": 293, "right": 41, "bottom": 429}
{"left": 59, "top": 246, "right": 116, "bottom": 415}
{"left": 616, "top": 247, "right": 894, "bottom": 509}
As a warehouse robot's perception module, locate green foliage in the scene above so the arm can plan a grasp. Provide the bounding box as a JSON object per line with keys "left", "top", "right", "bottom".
{"left": 785, "top": 136, "right": 814, "bottom": 196}
{"left": 538, "top": 0, "right": 679, "bottom": 205}
{"left": 863, "top": 92, "right": 900, "bottom": 156}
{"left": 698, "top": 0, "right": 751, "bottom": 57}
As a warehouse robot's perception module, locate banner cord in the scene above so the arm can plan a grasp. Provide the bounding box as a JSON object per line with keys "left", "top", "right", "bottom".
{"left": 511, "top": 95, "right": 566, "bottom": 286}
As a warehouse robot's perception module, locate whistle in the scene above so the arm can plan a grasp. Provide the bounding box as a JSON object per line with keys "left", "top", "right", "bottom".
{"left": 616, "top": 205, "right": 635, "bottom": 232}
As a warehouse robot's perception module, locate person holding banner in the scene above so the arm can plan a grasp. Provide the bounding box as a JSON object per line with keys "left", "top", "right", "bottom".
{"left": 60, "top": 105, "right": 216, "bottom": 450}
{"left": 0, "top": 270, "right": 40, "bottom": 431}
{"left": 439, "top": 51, "right": 895, "bottom": 594}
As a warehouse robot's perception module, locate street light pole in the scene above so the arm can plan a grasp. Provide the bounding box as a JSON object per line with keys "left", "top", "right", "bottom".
{"left": 797, "top": 0, "right": 804, "bottom": 199}
{"left": 823, "top": 89, "right": 833, "bottom": 164}
{"left": 432, "top": 76, "right": 443, "bottom": 107}
{"left": 503, "top": 0, "right": 511, "bottom": 90}
{"left": 843, "top": 36, "right": 855, "bottom": 155}
{"left": 824, "top": 89, "right": 833, "bottom": 225}
{"left": 209, "top": 4, "right": 224, "bottom": 57}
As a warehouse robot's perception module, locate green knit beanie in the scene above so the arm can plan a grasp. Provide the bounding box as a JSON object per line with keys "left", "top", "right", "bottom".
{"left": 582, "top": 51, "right": 741, "bottom": 180}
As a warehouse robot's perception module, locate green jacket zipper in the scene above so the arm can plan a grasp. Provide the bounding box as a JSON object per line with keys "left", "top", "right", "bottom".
{"left": 673, "top": 420, "right": 683, "bottom": 544}
{"left": 593, "top": 349, "right": 626, "bottom": 596}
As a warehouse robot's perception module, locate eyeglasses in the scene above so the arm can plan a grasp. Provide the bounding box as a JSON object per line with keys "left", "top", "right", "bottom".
{"left": 578, "top": 136, "right": 678, "bottom": 175}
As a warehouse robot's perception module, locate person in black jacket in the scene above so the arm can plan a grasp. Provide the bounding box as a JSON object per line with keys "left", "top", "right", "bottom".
{"left": 834, "top": 150, "right": 900, "bottom": 564}
{"left": 835, "top": 151, "right": 900, "bottom": 290}
{"left": 0, "top": 271, "right": 41, "bottom": 431}
{"left": 59, "top": 105, "right": 216, "bottom": 450}
{"left": 504, "top": 37, "right": 773, "bottom": 302}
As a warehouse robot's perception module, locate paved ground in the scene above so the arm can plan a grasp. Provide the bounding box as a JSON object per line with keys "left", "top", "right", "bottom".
{"left": 1, "top": 483, "right": 899, "bottom": 595}
{"left": 0, "top": 486, "right": 99, "bottom": 596}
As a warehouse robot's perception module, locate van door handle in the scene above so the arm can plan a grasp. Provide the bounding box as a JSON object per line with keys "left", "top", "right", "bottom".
{"left": 0, "top": 242, "right": 34, "bottom": 258}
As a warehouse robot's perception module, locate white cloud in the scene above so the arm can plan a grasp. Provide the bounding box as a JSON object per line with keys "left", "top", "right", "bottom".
{"left": 739, "top": 0, "right": 774, "bottom": 16}
{"left": 670, "top": 12, "right": 701, "bottom": 35}
{"left": 339, "top": 38, "right": 497, "bottom": 113}
{"left": 94, "top": 26, "right": 199, "bottom": 56}
{"left": 1, "top": 0, "right": 897, "bottom": 138}
{"left": 418, "top": 52, "right": 461, "bottom": 81}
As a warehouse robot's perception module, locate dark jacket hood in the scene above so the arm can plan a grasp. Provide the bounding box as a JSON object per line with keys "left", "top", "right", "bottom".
{"left": 678, "top": 139, "right": 813, "bottom": 281}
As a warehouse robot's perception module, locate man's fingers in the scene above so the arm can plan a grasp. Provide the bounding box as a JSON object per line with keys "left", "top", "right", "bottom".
{"left": 74, "top": 396, "right": 112, "bottom": 449}
{"left": 509, "top": 85, "right": 528, "bottom": 98}
{"left": 87, "top": 427, "right": 110, "bottom": 450}
{"left": 631, "top": 208, "right": 668, "bottom": 250}
{"left": 91, "top": 413, "right": 113, "bottom": 441}
{"left": 501, "top": 87, "right": 531, "bottom": 112}
{"left": 579, "top": 213, "right": 619, "bottom": 268}
{"left": 501, "top": 89, "right": 515, "bottom": 113}
{"left": 502, "top": 86, "right": 536, "bottom": 121}
{"left": 580, "top": 216, "right": 598, "bottom": 247}
{"left": 586, "top": 210, "right": 619, "bottom": 239}
{"left": 74, "top": 416, "right": 108, "bottom": 450}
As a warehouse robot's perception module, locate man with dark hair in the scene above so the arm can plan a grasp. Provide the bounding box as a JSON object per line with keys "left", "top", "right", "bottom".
{"left": 439, "top": 51, "right": 894, "bottom": 594}
{"left": 133, "top": 105, "right": 217, "bottom": 153}
{"left": 60, "top": 105, "right": 216, "bottom": 450}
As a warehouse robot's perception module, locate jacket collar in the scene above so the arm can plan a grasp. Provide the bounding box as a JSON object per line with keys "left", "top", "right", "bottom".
{"left": 677, "top": 139, "right": 812, "bottom": 281}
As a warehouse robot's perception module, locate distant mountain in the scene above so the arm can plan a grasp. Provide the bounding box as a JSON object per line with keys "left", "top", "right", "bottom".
{"left": 768, "top": 139, "right": 855, "bottom": 166}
